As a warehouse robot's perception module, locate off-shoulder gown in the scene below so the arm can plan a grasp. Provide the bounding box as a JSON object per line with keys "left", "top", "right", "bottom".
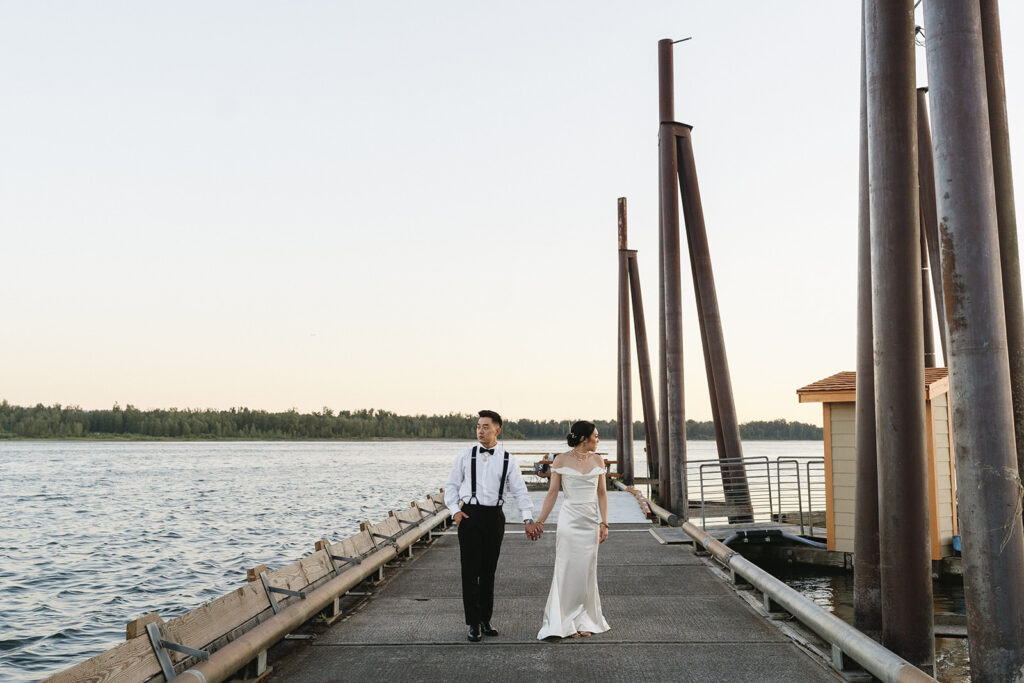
{"left": 536, "top": 467, "right": 611, "bottom": 639}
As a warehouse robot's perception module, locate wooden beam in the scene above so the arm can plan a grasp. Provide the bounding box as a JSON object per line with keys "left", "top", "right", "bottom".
{"left": 125, "top": 612, "right": 162, "bottom": 640}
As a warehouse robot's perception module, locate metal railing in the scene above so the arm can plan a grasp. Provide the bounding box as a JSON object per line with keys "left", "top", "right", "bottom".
{"left": 614, "top": 478, "right": 938, "bottom": 683}
{"left": 688, "top": 455, "right": 825, "bottom": 533}
{"left": 805, "top": 459, "right": 826, "bottom": 537}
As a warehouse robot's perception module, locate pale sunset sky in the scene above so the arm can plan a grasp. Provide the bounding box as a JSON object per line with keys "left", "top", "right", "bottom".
{"left": 3, "top": 2, "right": 1024, "bottom": 426}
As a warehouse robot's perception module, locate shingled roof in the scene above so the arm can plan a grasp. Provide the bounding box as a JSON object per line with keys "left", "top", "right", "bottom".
{"left": 797, "top": 368, "right": 949, "bottom": 403}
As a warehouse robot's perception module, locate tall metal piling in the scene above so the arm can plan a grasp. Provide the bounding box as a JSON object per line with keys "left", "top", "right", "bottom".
{"left": 854, "top": 3, "right": 882, "bottom": 640}
{"left": 674, "top": 125, "right": 753, "bottom": 521}
{"left": 923, "top": 1, "right": 1024, "bottom": 678}
{"left": 626, "top": 251, "right": 660, "bottom": 486}
{"left": 658, "top": 38, "right": 686, "bottom": 516}
{"left": 656, "top": 40, "right": 670, "bottom": 502}
{"left": 617, "top": 198, "right": 635, "bottom": 485}
{"left": 864, "top": 0, "right": 934, "bottom": 672}
{"left": 980, "top": 0, "right": 1024, "bottom": 499}
{"left": 656, "top": 190, "right": 667, "bottom": 499}
{"left": 916, "top": 89, "right": 948, "bottom": 364}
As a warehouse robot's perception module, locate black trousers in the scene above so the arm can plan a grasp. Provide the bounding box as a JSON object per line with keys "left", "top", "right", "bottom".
{"left": 457, "top": 503, "right": 505, "bottom": 626}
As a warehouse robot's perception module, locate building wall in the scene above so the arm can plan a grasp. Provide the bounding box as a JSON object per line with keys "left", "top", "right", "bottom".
{"left": 933, "top": 393, "right": 955, "bottom": 555}
{"left": 830, "top": 402, "right": 856, "bottom": 553}
{"left": 825, "top": 394, "right": 955, "bottom": 558}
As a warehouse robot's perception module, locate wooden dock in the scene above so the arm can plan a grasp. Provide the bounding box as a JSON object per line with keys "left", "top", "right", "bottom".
{"left": 274, "top": 491, "right": 842, "bottom": 682}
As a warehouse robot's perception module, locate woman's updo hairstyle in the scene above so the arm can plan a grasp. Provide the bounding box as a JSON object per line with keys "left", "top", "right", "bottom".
{"left": 566, "top": 420, "right": 597, "bottom": 447}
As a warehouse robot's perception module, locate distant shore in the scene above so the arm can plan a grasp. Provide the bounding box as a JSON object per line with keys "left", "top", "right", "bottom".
{"left": 0, "top": 402, "right": 823, "bottom": 441}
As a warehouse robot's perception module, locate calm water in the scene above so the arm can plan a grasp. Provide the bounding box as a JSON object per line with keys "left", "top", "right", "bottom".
{"left": 771, "top": 566, "right": 969, "bottom": 682}
{"left": 0, "top": 440, "right": 966, "bottom": 681}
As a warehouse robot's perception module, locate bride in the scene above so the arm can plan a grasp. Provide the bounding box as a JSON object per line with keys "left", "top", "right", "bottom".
{"left": 535, "top": 420, "right": 611, "bottom": 640}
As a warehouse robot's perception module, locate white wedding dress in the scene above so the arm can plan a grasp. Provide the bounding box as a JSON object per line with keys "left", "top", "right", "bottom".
{"left": 536, "top": 467, "right": 611, "bottom": 639}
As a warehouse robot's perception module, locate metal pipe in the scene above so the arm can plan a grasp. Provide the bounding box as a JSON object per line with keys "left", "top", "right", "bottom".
{"left": 656, "top": 176, "right": 667, "bottom": 495}
{"left": 658, "top": 37, "right": 674, "bottom": 123}
{"left": 656, "top": 37, "right": 673, "bottom": 498}
{"left": 916, "top": 89, "right": 948, "bottom": 364}
{"left": 980, "top": 0, "right": 1024, "bottom": 505}
{"left": 659, "top": 120, "right": 686, "bottom": 519}
{"left": 924, "top": 2, "right": 1024, "bottom": 679}
{"left": 626, "top": 251, "right": 660, "bottom": 487}
{"left": 690, "top": 280, "right": 729, "bottom": 515}
{"left": 854, "top": 2, "right": 882, "bottom": 641}
{"left": 169, "top": 507, "right": 450, "bottom": 683}
{"left": 656, "top": 38, "right": 671, "bottom": 504}
{"left": 617, "top": 198, "right": 634, "bottom": 484}
{"left": 657, "top": 38, "right": 685, "bottom": 517}
{"left": 675, "top": 126, "right": 753, "bottom": 522}
{"left": 920, "top": 224, "right": 936, "bottom": 368}
{"left": 865, "top": 0, "right": 934, "bottom": 671}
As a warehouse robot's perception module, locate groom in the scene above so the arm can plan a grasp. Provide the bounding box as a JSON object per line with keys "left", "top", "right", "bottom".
{"left": 445, "top": 410, "right": 543, "bottom": 642}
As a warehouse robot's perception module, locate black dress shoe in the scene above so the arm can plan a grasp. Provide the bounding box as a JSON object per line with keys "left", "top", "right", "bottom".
{"left": 467, "top": 624, "right": 482, "bottom": 642}
{"left": 481, "top": 621, "right": 498, "bottom": 637}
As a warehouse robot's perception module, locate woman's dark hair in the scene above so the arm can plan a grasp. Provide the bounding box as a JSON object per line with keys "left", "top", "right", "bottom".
{"left": 566, "top": 420, "right": 596, "bottom": 447}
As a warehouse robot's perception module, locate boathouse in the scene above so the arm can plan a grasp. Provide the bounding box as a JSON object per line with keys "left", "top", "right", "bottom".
{"left": 796, "top": 368, "right": 958, "bottom": 560}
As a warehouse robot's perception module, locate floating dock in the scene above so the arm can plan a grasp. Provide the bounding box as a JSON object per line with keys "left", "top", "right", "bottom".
{"left": 273, "top": 491, "right": 843, "bottom": 682}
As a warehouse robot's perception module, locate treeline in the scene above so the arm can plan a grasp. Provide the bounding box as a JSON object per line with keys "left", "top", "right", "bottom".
{"left": 0, "top": 401, "right": 822, "bottom": 441}
{"left": 684, "top": 419, "right": 823, "bottom": 441}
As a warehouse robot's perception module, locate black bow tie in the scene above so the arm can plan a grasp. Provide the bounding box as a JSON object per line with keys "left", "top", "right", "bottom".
{"left": 480, "top": 448, "right": 495, "bottom": 455}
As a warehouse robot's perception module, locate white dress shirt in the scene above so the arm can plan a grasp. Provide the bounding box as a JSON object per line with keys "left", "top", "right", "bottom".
{"left": 444, "top": 444, "right": 534, "bottom": 522}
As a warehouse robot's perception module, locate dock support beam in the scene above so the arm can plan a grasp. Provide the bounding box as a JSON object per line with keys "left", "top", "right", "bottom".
{"left": 916, "top": 89, "right": 947, "bottom": 365}
{"left": 924, "top": 1, "right": 1024, "bottom": 679}
{"left": 853, "top": 3, "right": 882, "bottom": 642}
{"left": 920, "top": 226, "right": 936, "bottom": 369}
{"left": 617, "top": 198, "right": 635, "bottom": 485}
{"left": 626, "top": 251, "right": 661, "bottom": 485}
{"left": 980, "top": 0, "right": 1024, "bottom": 501}
{"left": 658, "top": 38, "right": 686, "bottom": 517}
{"left": 675, "top": 125, "right": 753, "bottom": 522}
{"left": 865, "top": 0, "right": 934, "bottom": 672}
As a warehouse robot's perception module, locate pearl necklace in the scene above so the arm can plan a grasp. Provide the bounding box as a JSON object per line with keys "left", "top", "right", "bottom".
{"left": 571, "top": 447, "right": 590, "bottom": 461}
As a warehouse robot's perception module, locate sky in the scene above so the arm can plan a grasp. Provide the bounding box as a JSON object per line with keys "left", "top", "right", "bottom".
{"left": 2, "top": 2, "right": 1023, "bottom": 427}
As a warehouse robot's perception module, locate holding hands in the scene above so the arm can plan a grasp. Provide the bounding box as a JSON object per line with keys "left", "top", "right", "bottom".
{"left": 525, "top": 521, "right": 544, "bottom": 541}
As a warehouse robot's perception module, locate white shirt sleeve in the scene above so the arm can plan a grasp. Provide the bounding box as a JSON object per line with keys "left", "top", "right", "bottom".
{"left": 444, "top": 450, "right": 465, "bottom": 517}
{"left": 504, "top": 453, "right": 534, "bottom": 522}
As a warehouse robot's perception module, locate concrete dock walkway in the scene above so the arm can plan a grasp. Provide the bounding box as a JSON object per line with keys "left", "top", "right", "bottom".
{"left": 276, "top": 493, "right": 840, "bottom": 682}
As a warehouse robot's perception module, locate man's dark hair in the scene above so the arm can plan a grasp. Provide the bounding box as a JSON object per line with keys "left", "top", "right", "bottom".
{"left": 478, "top": 409, "right": 503, "bottom": 427}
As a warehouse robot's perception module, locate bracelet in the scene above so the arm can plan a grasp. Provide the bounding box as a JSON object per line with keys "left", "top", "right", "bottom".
{"left": 599, "top": 522, "right": 609, "bottom": 528}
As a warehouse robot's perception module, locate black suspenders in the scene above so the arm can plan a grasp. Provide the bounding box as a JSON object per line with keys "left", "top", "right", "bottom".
{"left": 497, "top": 451, "right": 509, "bottom": 506}
{"left": 468, "top": 446, "right": 510, "bottom": 507}
{"left": 469, "top": 446, "right": 479, "bottom": 504}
